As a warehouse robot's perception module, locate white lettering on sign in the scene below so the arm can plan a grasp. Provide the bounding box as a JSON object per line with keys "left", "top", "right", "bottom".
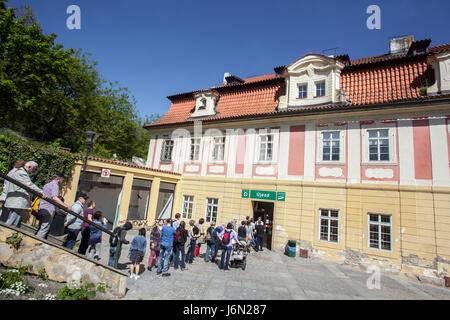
{"left": 101, "top": 169, "right": 110, "bottom": 178}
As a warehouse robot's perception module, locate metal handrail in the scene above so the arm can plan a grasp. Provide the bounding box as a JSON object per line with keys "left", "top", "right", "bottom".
{"left": 0, "top": 171, "right": 114, "bottom": 237}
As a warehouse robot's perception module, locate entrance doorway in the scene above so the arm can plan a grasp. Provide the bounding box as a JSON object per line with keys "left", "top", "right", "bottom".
{"left": 252, "top": 201, "right": 274, "bottom": 250}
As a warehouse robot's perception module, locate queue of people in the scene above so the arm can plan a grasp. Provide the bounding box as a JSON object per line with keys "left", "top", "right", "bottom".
{"left": 0, "top": 160, "right": 267, "bottom": 279}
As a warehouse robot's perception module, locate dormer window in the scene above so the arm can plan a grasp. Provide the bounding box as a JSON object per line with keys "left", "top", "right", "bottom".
{"left": 298, "top": 85, "right": 307, "bottom": 99}
{"left": 316, "top": 82, "right": 326, "bottom": 97}
{"left": 191, "top": 91, "right": 219, "bottom": 118}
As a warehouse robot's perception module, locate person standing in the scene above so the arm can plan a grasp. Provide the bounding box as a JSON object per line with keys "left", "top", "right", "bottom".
{"left": 88, "top": 211, "right": 108, "bottom": 260}
{"left": 169, "top": 213, "right": 181, "bottom": 265}
{"left": 173, "top": 220, "right": 188, "bottom": 271}
{"left": 4, "top": 161, "right": 48, "bottom": 228}
{"left": 255, "top": 216, "right": 265, "bottom": 252}
{"left": 147, "top": 219, "right": 164, "bottom": 271}
{"left": 156, "top": 218, "right": 177, "bottom": 277}
{"left": 237, "top": 221, "right": 247, "bottom": 243}
{"left": 78, "top": 201, "right": 95, "bottom": 255}
{"left": 36, "top": 173, "right": 70, "bottom": 239}
{"left": 204, "top": 221, "right": 217, "bottom": 263}
{"left": 108, "top": 221, "right": 132, "bottom": 268}
{"left": 63, "top": 192, "right": 88, "bottom": 250}
{"left": 218, "top": 223, "right": 239, "bottom": 272}
{"left": 246, "top": 220, "right": 256, "bottom": 250}
{"left": 129, "top": 228, "right": 147, "bottom": 279}
{"left": 195, "top": 218, "right": 205, "bottom": 257}
{"left": 0, "top": 160, "right": 25, "bottom": 221}
{"left": 186, "top": 220, "right": 199, "bottom": 264}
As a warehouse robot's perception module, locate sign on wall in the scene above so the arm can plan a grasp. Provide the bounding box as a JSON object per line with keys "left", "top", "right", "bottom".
{"left": 101, "top": 168, "right": 111, "bottom": 178}
{"left": 242, "top": 189, "right": 285, "bottom": 201}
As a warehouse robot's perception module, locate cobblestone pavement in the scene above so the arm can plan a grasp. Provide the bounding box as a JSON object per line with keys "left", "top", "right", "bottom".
{"left": 95, "top": 231, "right": 450, "bottom": 300}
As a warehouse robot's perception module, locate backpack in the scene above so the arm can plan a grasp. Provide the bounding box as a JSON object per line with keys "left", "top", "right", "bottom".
{"left": 109, "top": 226, "right": 122, "bottom": 247}
{"left": 205, "top": 227, "right": 212, "bottom": 241}
{"left": 222, "top": 230, "right": 231, "bottom": 245}
{"left": 30, "top": 197, "right": 40, "bottom": 216}
{"left": 174, "top": 228, "right": 183, "bottom": 244}
{"left": 256, "top": 223, "right": 265, "bottom": 236}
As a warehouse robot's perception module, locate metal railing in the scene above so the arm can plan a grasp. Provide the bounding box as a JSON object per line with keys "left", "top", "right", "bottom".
{"left": 0, "top": 171, "right": 121, "bottom": 267}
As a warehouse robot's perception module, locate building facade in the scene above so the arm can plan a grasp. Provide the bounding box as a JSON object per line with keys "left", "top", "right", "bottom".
{"left": 144, "top": 37, "right": 450, "bottom": 279}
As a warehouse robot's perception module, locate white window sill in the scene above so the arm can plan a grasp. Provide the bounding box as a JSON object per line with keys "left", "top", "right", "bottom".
{"left": 361, "top": 161, "right": 397, "bottom": 166}
{"left": 316, "top": 161, "right": 345, "bottom": 166}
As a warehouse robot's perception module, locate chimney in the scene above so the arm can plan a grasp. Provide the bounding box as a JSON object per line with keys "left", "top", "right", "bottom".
{"left": 223, "top": 72, "right": 231, "bottom": 85}
{"left": 389, "top": 35, "right": 414, "bottom": 55}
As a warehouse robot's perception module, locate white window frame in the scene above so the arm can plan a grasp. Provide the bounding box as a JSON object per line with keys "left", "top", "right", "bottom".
{"left": 361, "top": 122, "right": 397, "bottom": 165}
{"left": 189, "top": 137, "right": 201, "bottom": 162}
{"left": 368, "top": 129, "right": 390, "bottom": 161}
{"left": 297, "top": 84, "right": 308, "bottom": 99}
{"left": 316, "top": 126, "right": 346, "bottom": 165}
{"left": 181, "top": 195, "right": 194, "bottom": 219}
{"left": 254, "top": 128, "right": 279, "bottom": 164}
{"left": 367, "top": 213, "right": 392, "bottom": 251}
{"left": 315, "top": 81, "right": 326, "bottom": 97}
{"left": 211, "top": 136, "right": 226, "bottom": 162}
{"left": 205, "top": 198, "right": 219, "bottom": 223}
{"left": 160, "top": 139, "right": 174, "bottom": 162}
{"left": 318, "top": 209, "right": 339, "bottom": 243}
{"left": 258, "top": 133, "right": 274, "bottom": 161}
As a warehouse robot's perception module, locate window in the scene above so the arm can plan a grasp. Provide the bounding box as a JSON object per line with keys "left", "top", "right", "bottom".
{"left": 182, "top": 195, "right": 194, "bottom": 219}
{"left": 316, "top": 82, "right": 325, "bottom": 97}
{"left": 205, "top": 198, "right": 219, "bottom": 223}
{"left": 199, "top": 98, "right": 207, "bottom": 109}
{"left": 190, "top": 138, "right": 201, "bottom": 161}
{"left": 368, "top": 129, "right": 389, "bottom": 161}
{"left": 319, "top": 209, "right": 339, "bottom": 243}
{"left": 322, "top": 131, "right": 340, "bottom": 161}
{"left": 368, "top": 213, "right": 391, "bottom": 251}
{"left": 258, "top": 133, "right": 273, "bottom": 161}
{"left": 212, "top": 136, "right": 225, "bottom": 161}
{"left": 160, "top": 139, "right": 174, "bottom": 161}
{"left": 298, "top": 85, "right": 307, "bottom": 99}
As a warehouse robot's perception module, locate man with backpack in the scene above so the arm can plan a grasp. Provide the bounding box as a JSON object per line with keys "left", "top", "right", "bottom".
{"left": 173, "top": 220, "right": 188, "bottom": 271}
{"left": 255, "top": 216, "right": 265, "bottom": 252}
{"left": 169, "top": 213, "right": 181, "bottom": 266}
{"left": 108, "top": 221, "right": 133, "bottom": 268}
{"left": 217, "top": 222, "right": 239, "bottom": 272}
{"left": 204, "top": 221, "right": 217, "bottom": 263}
{"left": 157, "top": 218, "right": 177, "bottom": 277}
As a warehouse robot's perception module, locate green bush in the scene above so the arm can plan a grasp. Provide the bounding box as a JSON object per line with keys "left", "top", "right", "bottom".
{"left": 0, "top": 133, "right": 79, "bottom": 192}
{"left": 5, "top": 233, "right": 22, "bottom": 250}
{"left": 0, "top": 265, "right": 32, "bottom": 290}
{"left": 56, "top": 281, "right": 106, "bottom": 300}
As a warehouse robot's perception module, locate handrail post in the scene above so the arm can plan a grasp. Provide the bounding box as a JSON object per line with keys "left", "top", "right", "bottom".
{"left": 114, "top": 239, "right": 121, "bottom": 269}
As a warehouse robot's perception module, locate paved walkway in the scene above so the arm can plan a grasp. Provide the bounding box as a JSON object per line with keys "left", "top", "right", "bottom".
{"left": 92, "top": 231, "right": 450, "bottom": 300}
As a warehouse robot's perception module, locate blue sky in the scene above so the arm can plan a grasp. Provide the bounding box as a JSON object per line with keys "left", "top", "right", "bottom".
{"left": 7, "top": 0, "right": 450, "bottom": 118}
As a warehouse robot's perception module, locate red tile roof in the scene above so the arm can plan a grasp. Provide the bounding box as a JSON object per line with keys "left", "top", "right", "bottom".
{"left": 146, "top": 43, "right": 449, "bottom": 128}
{"left": 85, "top": 156, "right": 181, "bottom": 176}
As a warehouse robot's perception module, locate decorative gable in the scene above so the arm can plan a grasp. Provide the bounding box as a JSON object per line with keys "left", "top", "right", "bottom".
{"left": 427, "top": 50, "right": 450, "bottom": 95}
{"left": 278, "top": 53, "right": 345, "bottom": 110}
{"left": 191, "top": 91, "right": 219, "bottom": 118}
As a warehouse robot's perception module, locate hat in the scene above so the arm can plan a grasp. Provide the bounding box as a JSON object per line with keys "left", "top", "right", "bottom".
{"left": 53, "top": 172, "right": 66, "bottom": 179}
{"left": 76, "top": 192, "right": 89, "bottom": 200}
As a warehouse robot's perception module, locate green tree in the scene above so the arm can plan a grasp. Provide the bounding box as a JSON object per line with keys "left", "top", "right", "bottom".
{"left": 0, "top": 0, "right": 156, "bottom": 161}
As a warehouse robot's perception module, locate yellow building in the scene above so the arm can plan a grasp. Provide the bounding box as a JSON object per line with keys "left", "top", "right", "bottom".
{"left": 142, "top": 36, "right": 450, "bottom": 280}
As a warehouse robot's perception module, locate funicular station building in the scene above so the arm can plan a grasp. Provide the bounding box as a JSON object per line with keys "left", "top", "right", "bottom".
{"left": 143, "top": 36, "right": 450, "bottom": 279}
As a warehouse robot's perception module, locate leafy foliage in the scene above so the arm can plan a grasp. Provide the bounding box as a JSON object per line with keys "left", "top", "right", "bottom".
{"left": 0, "top": 264, "right": 32, "bottom": 290}
{"left": 5, "top": 232, "right": 22, "bottom": 249}
{"left": 0, "top": 1, "right": 160, "bottom": 161}
{"left": 55, "top": 281, "right": 106, "bottom": 300}
{"left": 0, "top": 133, "right": 78, "bottom": 190}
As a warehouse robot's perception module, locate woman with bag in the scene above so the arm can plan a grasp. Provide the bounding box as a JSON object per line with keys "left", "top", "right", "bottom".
{"left": 186, "top": 220, "right": 197, "bottom": 264}
{"left": 195, "top": 218, "right": 205, "bottom": 257}
{"left": 88, "top": 211, "right": 107, "bottom": 260}
{"left": 173, "top": 220, "right": 188, "bottom": 271}
{"left": 147, "top": 219, "right": 163, "bottom": 271}
{"left": 129, "top": 228, "right": 147, "bottom": 280}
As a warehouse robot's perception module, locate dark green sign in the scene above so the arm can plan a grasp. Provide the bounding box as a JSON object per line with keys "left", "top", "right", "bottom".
{"left": 242, "top": 189, "right": 286, "bottom": 201}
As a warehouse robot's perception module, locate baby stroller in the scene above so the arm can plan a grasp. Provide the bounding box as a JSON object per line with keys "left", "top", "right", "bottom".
{"left": 230, "top": 240, "right": 249, "bottom": 270}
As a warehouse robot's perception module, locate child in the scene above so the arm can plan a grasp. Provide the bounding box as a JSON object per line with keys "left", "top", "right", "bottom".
{"left": 88, "top": 211, "right": 107, "bottom": 260}
{"left": 129, "top": 228, "right": 147, "bottom": 279}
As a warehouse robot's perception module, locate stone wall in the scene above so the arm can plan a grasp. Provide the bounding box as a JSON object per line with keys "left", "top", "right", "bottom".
{"left": 0, "top": 223, "right": 127, "bottom": 298}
